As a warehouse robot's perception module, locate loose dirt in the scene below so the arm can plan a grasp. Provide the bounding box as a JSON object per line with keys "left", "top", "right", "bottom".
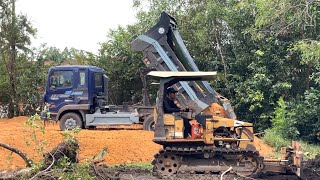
{"left": 252, "top": 136, "right": 275, "bottom": 158}
{"left": 0, "top": 116, "right": 274, "bottom": 171}
{"left": 0, "top": 117, "right": 160, "bottom": 170}
{"left": 301, "top": 155, "right": 320, "bottom": 179}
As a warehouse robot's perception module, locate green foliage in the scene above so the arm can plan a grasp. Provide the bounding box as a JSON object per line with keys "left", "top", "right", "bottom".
{"left": 262, "top": 128, "right": 290, "bottom": 151}
{"left": 263, "top": 128, "right": 320, "bottom": 159}
{"left": 264, "top": 91, "right": 320, "bottom": 144}
{"left": 55, "top": 164, "right": 94, "bottom": 180}
{"left": 270, "top": 98, "right": 299, "bottom": 139}
{"left": 55, "top": 156, "right": 73, "bottom": 169}
{"left": 23, "top": 114, "right": 47, "bottom": 156}
{"left": 112, "top": 162, "right": 152, "bottom": 171}
{"left": 93, "top": 147, "right": 108, "bottom": 161}
{"left": 0, "top": 0, "right": 36, "bottom": 117}
{"left": 255, "top": 0, "right": 319, "bottom": 38}
{"left": 97, "top": 26, "right": 145, "bottom": 104}
{"left": 61, "top": 127, "right": 81, "bottom": 143}
{"left": 301, "top": 142, "right": 320, "bottom": 160}
{"left": 287, "top": 89, "right": 320, "bottom": 142}
{"left": 293, "top": 40, "right": 320, "bottom": 66}
{"left": 36, "top": 44, "right": 96, "bottom": 65}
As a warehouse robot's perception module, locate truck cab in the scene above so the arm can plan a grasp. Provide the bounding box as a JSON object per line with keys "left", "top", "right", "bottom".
{"left": 44, "top": 65, "right": 108, "bottom": 118}
{"left": 43, "top": 65, "right": 154, "bottom": 131}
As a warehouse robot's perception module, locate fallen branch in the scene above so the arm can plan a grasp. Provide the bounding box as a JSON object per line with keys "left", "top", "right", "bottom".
{"left": 0, "top": 142, "right": 33, "bottom": 167}
{"left": 220, "top": 167, "right": 232, "bottom": 180}
{"left": 29, "top": 150, "right": 55, "bottom": 180}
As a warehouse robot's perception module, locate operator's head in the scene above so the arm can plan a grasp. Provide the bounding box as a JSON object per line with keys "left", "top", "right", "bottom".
{"left": 166, "top": 87, "right": 178, "bottom": 99}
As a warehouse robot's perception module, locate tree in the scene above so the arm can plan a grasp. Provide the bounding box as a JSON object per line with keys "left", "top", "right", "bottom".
{"left": 0, "top": 0, "right": 36, "bottom": 117}
{"left": 97, "top": 26, "right": 144, "bottom": 104}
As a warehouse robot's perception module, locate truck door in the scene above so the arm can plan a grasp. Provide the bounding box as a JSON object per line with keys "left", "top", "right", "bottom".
{"left": 47, "top": 70, "right": 74, "bottom": 113}
{"left": 72, "top": 69, "right": 89, "bottom": 104}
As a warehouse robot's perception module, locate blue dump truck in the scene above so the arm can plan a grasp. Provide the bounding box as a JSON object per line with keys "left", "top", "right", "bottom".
{"left": 42, "top": 65, "right": 154, "bottom": 131}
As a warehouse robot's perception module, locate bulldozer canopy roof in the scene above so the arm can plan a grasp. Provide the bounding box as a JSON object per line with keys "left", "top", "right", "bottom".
{"left": 147, "top": 71, "right": 217, "bottom": 80}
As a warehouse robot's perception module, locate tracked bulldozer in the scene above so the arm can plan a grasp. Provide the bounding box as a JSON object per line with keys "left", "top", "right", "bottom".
{"left": 131, "top": 12, "right": 303, "bottom": 177}
{"left": 146, "top": 71, "right": 302, "bottom": 177}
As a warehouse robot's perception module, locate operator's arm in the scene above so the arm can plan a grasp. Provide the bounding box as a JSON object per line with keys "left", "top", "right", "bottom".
{"left": 163, "top": 99, "right": 181, "bottom": 113}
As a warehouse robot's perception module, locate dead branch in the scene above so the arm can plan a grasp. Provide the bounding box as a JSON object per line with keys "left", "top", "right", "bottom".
{"left": 220, "top": 167, "right": 232, "bottom": 180}
{"left": 29, "top": 150, "right": 55, "bottom": 180}
{"left": 0, "top": 142, "right": 33, "bottom": 167}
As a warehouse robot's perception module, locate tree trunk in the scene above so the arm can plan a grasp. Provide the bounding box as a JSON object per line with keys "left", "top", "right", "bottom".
{"left": 305, "top": 65, "right": 312, "bottom": 90}
{"left": 7, "top": 0, "right": 17, "bottom": 118}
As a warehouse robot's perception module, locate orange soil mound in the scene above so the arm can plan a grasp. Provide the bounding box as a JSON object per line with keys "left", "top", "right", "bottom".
{"left": 251, "top": 136, "right": 275, "bottom": 158}
{"left": 0, "top": 117, "right": 275, "bottom": 170}
{"left": 0, "top": 117, "right": 160, "bottom": 170}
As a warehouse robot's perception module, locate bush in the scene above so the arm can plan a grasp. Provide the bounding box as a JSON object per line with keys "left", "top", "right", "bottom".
{"left": 287, "top": 89, "right": 320, "bottom": 143}
{"left": 269, "top": 98, "right": 299, "bottom": 139}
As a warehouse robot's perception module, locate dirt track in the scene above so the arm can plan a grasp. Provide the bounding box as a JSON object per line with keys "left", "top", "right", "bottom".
{"left": 0, "top": 116, "right": 274, "bottom": 170}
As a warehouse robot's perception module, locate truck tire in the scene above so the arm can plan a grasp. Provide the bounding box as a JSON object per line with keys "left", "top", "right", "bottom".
{"left": 59, "top": 112, "right": 83, "bottom": 131}
{"left": 143, "top": 116, "right": 155, "bottom": 131}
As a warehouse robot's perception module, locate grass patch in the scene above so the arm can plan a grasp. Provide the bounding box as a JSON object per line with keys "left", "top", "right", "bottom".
{"left": 19, "top": 163, "right": 94, "bottom": 180}
{"left": 52, "top": 163, "right": 94, "bottom": 180}
{"left": 262, "top": 128, "right": 290, "bottom": 151}
{"left": 301, "top": 142, "right": 320, "bottom": 160}
{"left": 263, "top": 128, "right": 320, "bottom": 160}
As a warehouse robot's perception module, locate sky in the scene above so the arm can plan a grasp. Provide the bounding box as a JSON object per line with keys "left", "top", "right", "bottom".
{"left": 16, "top": 0, "right": 136, "bottom": 53}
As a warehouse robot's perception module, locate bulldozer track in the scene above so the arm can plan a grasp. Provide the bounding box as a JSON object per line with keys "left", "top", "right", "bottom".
{"left": 152, "top": 146, "right": 264, "bottom": 178}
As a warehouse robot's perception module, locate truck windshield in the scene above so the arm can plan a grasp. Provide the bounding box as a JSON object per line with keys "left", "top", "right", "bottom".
{"left": 50, "top": 70, "right": 73, "bottom": 89}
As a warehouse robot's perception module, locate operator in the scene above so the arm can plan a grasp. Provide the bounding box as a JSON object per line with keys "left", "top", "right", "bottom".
{"left": 163, "top": 87, "right": 191, "bottom": 138}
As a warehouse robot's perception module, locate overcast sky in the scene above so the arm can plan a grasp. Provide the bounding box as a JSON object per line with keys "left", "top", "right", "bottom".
{"left": 16, "top": 0, "right": 136, "bottom": 53}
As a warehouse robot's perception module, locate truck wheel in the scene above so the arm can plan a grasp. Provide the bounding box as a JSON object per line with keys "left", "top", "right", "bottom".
{"left": 59, "top": 113, "right": 83, "bottom": 131}
{"left": 143, "top": 116, "right": 155, "bottom": 131}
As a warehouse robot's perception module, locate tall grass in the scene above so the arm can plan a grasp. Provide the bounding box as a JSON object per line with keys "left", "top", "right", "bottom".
{"left": 262, "top": 128, "right": 290, "bottom": 151}
{"left": 263, "top": 128, "right": 320, "bottom": 160}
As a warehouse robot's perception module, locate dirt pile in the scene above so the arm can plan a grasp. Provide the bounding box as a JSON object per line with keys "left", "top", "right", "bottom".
{"left": 252, "top": 136, "right": 275, "bottom": 158}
